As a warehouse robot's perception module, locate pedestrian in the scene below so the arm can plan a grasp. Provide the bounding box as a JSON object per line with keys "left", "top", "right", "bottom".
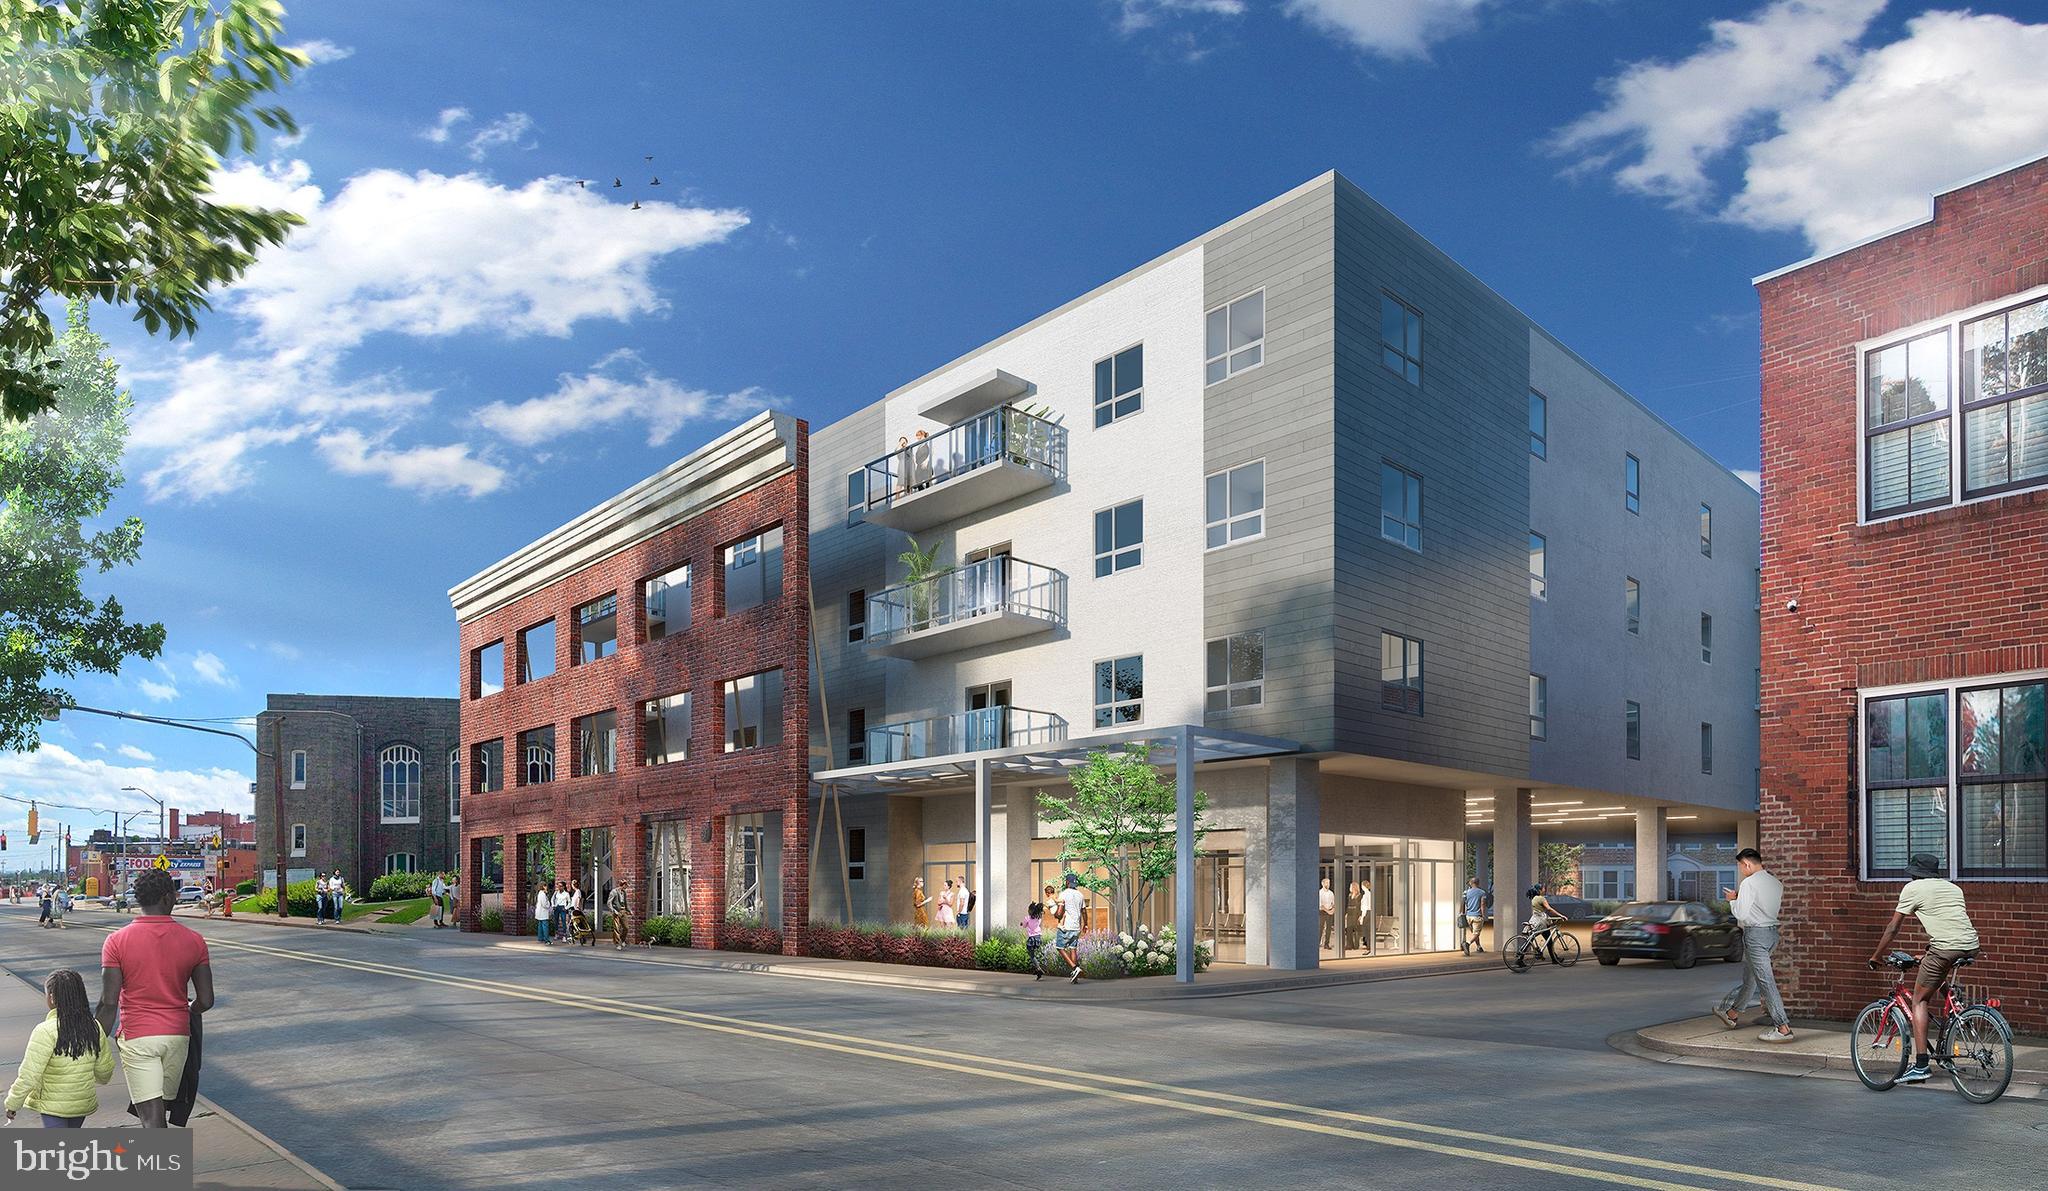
{"left": 38, "top": 883, "right": 52, "bottom": 927}
{"left": 534, "top": 884, "right": 552, "bottom": 945}
{"left": 957, "top": 884, "right": 973, "bottom": 931}
{"left": 313, "top": 871, "right": 330, "bottom": 924}
{"left": 5, "top": 968, "right": 114, "bottom": 1128}
{"left": 1713, "top": 847, "right": 1792, "bottom": 1043}
{"left": 608, "top": 880, "right": 630, "bottom": 950}
{"left": 1318, "top": 877, "right": 1336, "bottom": 949}
{"left": 911, "top": 876, "right": 929, "bottom": 926}
{"left": 429, "top": 873, "right": 448, "bottom": 928}
{"left": 200, "top": 878, "right": 217, "bottom": 919}
{"left": 329, "top": 870, "right": 347, "bottom": 920}
{"left": 551, "top": 880, "right": 570, "bottom": 943}
{"left": 1057, "top": 874, "right": 1088, "bottom": 983}
{"left": 442, "top": 877, "right": 456, "bottom": 927}
{"left": 1022, "top": 902, "right": 1046, "bottom": 981}
{"left": 95, "top": 869, "right": 214, "bottom": 1128}
{"left": 49, "top": 886, "right": 68, "bottom": 930}
{"left": 1461, "top": 877, "right": 1487, "bottom": 954}
{"left": 935, "top": 879, "right": 956, "bottom": 930}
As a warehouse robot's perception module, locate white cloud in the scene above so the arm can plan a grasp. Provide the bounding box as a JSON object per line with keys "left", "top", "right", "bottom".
{"left": 261, "top": 641, "right": 304, "bottom": 662}
{"left": 476, "top": 350, "right": 775, "bottom": 449}
{"left": 1554, "top": 3, "right": 2048, "bottom": 252}
{"left": 291, "top": 39, "right": 355, "bottom": 65}
{"left": 1115, "top": 0, "right": 1245, "bottom": 34}
{"left": 420, "top": 106, "right": 471, "bottom": 144}
{"left": 1285, "top": 0, "right": 1493, "bottom": 59}
{"left": 1735, "top": 469, "right": 1761, "bottom": 491}
{"left": 136, "top": 679, "right": 179, "bottom": 703}
{"left": 465, "top": 112, "right": 536, "bottom": 162}
{"left": 116, "top": 745, "right": 156, "bottom": 762}
{"left": 190, "top": 652, "right": 234, "bottom": 688}
{"left": 92, "top": 742, "right": 107, "bottom": 752}
{"left": 317, "top": 429, "right": 509, "bottom": 498}
{"left": 0, "top": 745, "right": 254, "bottom": 830}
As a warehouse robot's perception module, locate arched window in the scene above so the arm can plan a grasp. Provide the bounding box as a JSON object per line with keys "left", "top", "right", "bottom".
{"left": 380, "top": 744, "right": 422, "bottom": 822}
{"left": 383, "top": 852, "right": 418, "bottom": 875}
{"left": 525, "top": 740, "right": 554, "bottom": 785}
{"left": 448, "top": 749, "right": 461, "bottom": 822}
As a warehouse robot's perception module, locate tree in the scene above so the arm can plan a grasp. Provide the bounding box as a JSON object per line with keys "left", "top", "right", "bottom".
{"left": 0, "top": 0, "right": 307, "bottom": 419}
{"left": 0, "top": 300, "right": 165, "bottom": 752}
{"left": 1538, "top": 841, "right": 1584, "bottom": 894}
{"left": 1038, "top": 745, "right": 1209, "bottom": 934}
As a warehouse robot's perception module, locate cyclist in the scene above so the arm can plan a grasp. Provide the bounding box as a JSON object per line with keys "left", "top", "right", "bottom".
{"left": 1520, "top": 885, "right": 1563, "bottom": 956}
{"left": 1866, "top": 852, "right": 1980, "bottom": 1085}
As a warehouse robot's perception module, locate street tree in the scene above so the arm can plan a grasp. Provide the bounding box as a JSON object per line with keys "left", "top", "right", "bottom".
{"left": 1039, "top": 745, "right": 1209, "bottom": 934}
{"left": 0, "top": 0, "right": 307, "bottom": 419}
{"left": 0, "top": 300, "right": 166, "bottom": 752}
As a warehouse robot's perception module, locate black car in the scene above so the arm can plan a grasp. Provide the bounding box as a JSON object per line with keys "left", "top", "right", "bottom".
{"left": 1591, "top": 900, "right": 1742, "bottom": 968}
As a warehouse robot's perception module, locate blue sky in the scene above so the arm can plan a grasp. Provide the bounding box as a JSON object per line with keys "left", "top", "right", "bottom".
{"left": 8, "top": 0, "right": 2047, "bottom": 854}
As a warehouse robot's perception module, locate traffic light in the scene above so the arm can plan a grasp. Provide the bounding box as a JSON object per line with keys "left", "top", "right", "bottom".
{"left": 1, "top": 830, "right": 7, "bottom": 851}
{"left": 64, "top": 826, "right": 71, "bottom": 848}
{"left": 26, "top": 801, "right": 38, "bottom": 844}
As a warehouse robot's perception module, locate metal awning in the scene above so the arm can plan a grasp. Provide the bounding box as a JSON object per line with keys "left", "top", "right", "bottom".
{"left": 811, "top": 724, "right": 1298, "bottom": 796}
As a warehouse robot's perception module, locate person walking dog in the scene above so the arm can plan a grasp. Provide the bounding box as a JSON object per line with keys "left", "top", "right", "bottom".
{"left": 1714, "top": 847, "right": 1792, "bottom": 1043}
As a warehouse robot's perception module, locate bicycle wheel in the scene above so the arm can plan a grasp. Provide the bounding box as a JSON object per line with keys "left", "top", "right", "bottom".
{"left": 1944, "top": 1007, "right": 2014, "bottom": 1104}
{"left": 1849, "top": 1000, "right": 1910, "bottom": 1091}
{"left": 1503, "top": 936, "right": 1532, "bottom": 973}
{"left": 1550, "top": 932, "right": 1581, "bottom": 967}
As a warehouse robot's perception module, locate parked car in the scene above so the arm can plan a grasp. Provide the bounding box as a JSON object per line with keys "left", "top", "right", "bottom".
{"left": 178, "top": 884, "right": 206, "bottom": 904}
{"left": 1591, "top": 900, "right": 1742, "bottom": 968}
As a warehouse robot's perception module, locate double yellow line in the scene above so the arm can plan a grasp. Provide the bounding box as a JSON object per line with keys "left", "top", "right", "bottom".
{"left": 159, "top": 927, "right": 1841, "bottom": 1191}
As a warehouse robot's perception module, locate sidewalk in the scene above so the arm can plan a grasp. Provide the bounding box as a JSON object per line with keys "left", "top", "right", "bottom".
{"left": 0, "top": 944, "right": 340, "bottom": 1189}
{"left": 1621, "top": 1014, "right": 2048, "bottom": 1100}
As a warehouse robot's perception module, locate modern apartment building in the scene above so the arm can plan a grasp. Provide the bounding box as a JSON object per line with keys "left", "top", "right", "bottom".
{"left": 807, "top": 172, "right": 1760, "bottom": 968}
{"left": 1756, "top": 153, "right": 2048, "bottom": 1029}
{"left": 449, "top": 413, "right": 811, "bottom": 950}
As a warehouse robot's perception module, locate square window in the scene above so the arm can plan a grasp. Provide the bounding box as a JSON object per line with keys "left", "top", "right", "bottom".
{"left": 643, "top": 692, "right": 691, "bottom": 766}
{"left": 1529, "top": 390, "right": 1547, "bottom": 459}
{"left": 1380, "top": 294, "right": 1422, "bottom": 385}
{"left": 1204, "top": 290, "right": 1265, "bottom": 384}
{"left": 645, "top": 563, "right": 691, "bottom": 641}
{"left": 724, "top": 527, "right": 784, "bottom": 615}
{"left": 1528, "top": 532, "right": 1546, "bottom": 599}
{"left": 1094, "top": 343, "right": 1144, "bottom": 427}
{"left": 519, "top": 619, "right": 555, "bottom": 683}
{"left": 575, "top": 710, "right": 618, "bottom": 776}
{"left": 1205, "top": 460, "right": 1265, "bottom": 549}
{"left": 473, "top": 739, "right": 503, "bottom": 795}
{"left": 725, "top": 669, "right": 785, "bottom": 752}
{"left": 576, "top": 595, "right": 617, "bottom": 663}
{"left": 1205, "top": 631, "right": 1265, "bottom": 712}
{"left": 1093, "top": 499, "right": 1143, "bottom": 576}
{"left": 1379, "top": 632, "right": 1423, "bottom": 715}
{"left": 1093, "top": 654, "right": 1144, "bottom": 727}
{"left": 473, "top": 640, "right": 504, "bottom": 698}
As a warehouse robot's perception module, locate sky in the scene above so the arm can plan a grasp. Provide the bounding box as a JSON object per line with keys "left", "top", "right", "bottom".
{"left": 8, "top": 0, "right": 2048, "bottom": 862}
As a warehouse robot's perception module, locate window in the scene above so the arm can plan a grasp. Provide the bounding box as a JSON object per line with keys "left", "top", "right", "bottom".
{"left": 645, "top": 563, "right": 691, "bottom": 640}
{"left": 1962, "top": 295, "right": 2048, "bottom": 498}
{"left": 1700, "top": 613, "right": 1713, "bottom": 663}
{"left": 724, "top": 527, "right": 784, "bottom": 614}
{"left": 1699, "top": 503, "right": 1712, "bottom": 557}
{"left": 518, "top": 620, "right": 555, "bottom": 683}
{"left": 474, "top": 640, "right": 503, "bottom": 698}
{"left": 1701, "top": 723, "right": 1714, "bottom": 774}
{"left": 576, "top": 594, "right": 617, "bottom": 663}
{"left": 847, "top": 708, "right": 867, "bottom": 766}
{"left": 1528, "top": 532, "right": 1546, "bottom": 599}
{"left": 1624, "top": 454, "right": 1640, "bottom": 514}
{"left": 1625, "top": 701, "right": 1641, "bottom": 760}
{"left": 846, "top": 470, "right": 867, "bottom": 526}
{"left": 1094, "top": 343, "right": 1143, "bottom": 426}
{"left": 1861, "top": 328, "right": 1953, "bottom": 517}
{"left": 290, "top": 824, "right": 307, "bottom": 856}
{"left": 1864, "top": 690, "right": 1949, "bottom": 877}
{"left": 1379, "top": 632, "right": 1423, "bottom": 715}
{"left": 847, "top": 589, "right": 866, "bottom": 644}
{"left": 643, "top": 692, "right": 690, "bottom": 766}
{"left": 379, "top": 744, "right": 422, "bottom": 821}
{"left": 1529, "top": 390, "right": 1547, "bottom": 459}
{"left": 1205, "top": 461, "right": 1264, "bottom": 548}
{"left": 1205, "top": 632, "right": 1264, "bottom": 712}
{"left": 1093, "top": 655, "right": 1144, "bottom": 727}
{"left": 474, "top": 740, "right": 502, "bottom": 795}
{"left": 1093, "top": 499, "right": 1143, "bottom": 576}
{"left": 520, "top": 726, "right": 554, "bottom": 784}
{"left": 448, "top": 749, "right": 460, "bottom": 822}
{"left": 725, "top": 669, "right": 784, "bottom": 752}
{"left": 1380, "top": 462, "right": 1422, "bottom": 551}
{"left": 383, "top": 853, "right": 418, "bottom": 876}
{"left": 847, "top": 828, "right": 867, "bottom": 881}
{"left": 1380, "top": 293, "right": 1422, "bottom": 384}
{"left": 1625, "top": 577, "right": 1640, "bottom": 635}
{"left": 1958, "top": 680, "right": 2047, "bottom": 878}
{"left": 290, "top": 749, "right": 308, "bottom": 789}
{"left": 1530, "top": 674, "right": 1547, "bottom": 740}
{"left": 576, "top": 711, "right": 618, "bottom": 776}
{"left": 1204, "top": 289, "right": 1264, "bottom": 384}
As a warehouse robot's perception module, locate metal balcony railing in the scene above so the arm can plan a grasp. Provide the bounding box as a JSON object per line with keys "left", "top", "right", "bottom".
{"left": 866, "top": 555, "right": 1066, "bottom": 645}
{"left": 866, "top": 706, "right": 1067, "bottom": 765}
{"left": 861, "top": 405, "right": 1066, "bottom": 515}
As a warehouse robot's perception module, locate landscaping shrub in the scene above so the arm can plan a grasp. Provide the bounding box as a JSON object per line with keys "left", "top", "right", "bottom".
{"left": 720, "top": 925, "right": 782, "bottom": 954}
{"left": 643, "top": 915, "right": 691, "bottom": 946}
{"left": 369, "top": 871, "right": 449, "bottom": 902}
{"left": 237, "top": 880, "right": 319, "bottom": 917}
{"left": 480, "top": 907, "right": 503, "bottom": 933}
{"left": 234, "top": 879, "right": 258, "bottom": 896}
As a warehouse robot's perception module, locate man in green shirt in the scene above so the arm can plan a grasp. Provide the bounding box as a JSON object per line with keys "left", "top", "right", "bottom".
{"left": 1867, "top": 853, "right": 1980, "bottom": 1085}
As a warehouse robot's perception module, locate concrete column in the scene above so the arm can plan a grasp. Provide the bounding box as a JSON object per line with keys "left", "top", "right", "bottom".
{"left": 1491, "top": 789, "right": 1534, "bottom": 945}
{"left": 1635, "top": 806, "right": 1668, "bottom": 901}
{"left": 1265, "top": 757, "right": 1321, "bottom": 971}
{"left": 761, "top": 813, "right": 784, "bottom": 929}
{"left": 1736, "top": 815, "right": 1758, "bottom": 856}
{"left": 992, "top": 785, "right": 1033, "bottom": 932}
{"left": 1174, "top": 726, "right": 1196, "bottom": 984}
{"left": 885, "top": 796, "right": 924, "bottom": 922}
{"left": 972, "top": 757, "right": 991, "bottom": 944}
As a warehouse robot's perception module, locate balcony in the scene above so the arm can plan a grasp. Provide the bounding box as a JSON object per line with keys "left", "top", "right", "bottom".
{"left": 867, "top": 706, "right": 1067, "bottom": 765}
{"left": 860, "top": 405, "right": 1065, "bottom": 532}
{"left": 866, "top": 555, "right": 1066, "bottom": 659}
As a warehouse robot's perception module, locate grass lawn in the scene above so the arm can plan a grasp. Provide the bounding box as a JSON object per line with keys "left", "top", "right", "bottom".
{"left": 224, "top": 895, "right": 428, "bottom": 923}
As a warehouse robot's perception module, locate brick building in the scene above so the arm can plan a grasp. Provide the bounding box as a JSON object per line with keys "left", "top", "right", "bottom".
{"left": 253, "top": 693, "right": 463, "bottom": 895}
{"left": 1755, "top": 153, "right": 2048, "bottom": 1029}
{"left": 450, "top": 412, "right": 811, "bottom": 952}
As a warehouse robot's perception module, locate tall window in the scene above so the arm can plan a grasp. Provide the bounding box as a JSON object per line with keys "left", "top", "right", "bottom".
{"left": 474, "top": 640, "right": 503, "bottom": 698}
{"left": 474, "top": 739, "right": 502, "bottom": 795}
{"left": 1094, "top": 343, "right": 1143, "bottom": 426}
{"left": 290, "top": 750, "right": 308, "bottom": 788}
{"left": 576, "top": 594, "right": 617, "bottom": 663}
{"left": 1205, "top": 631, "right": 1264, "bottom": 712}
{"left": 1380, "top": 293, "right": 1422, "bottom": 384}
{"left": 1529, "top": 390, "right": 1547, "bottom": 459}
{"left": 1865, "top": 691, "right": 1949, "bottom": 877}
{"left": 725, "top": 670, "right": 784, "bottom": 751}
{"left": 1379, "top": 632, "right": 1423, "bottom": 715}
{"left": 1093, "top": 655, "right": 1144, "bottom": 727}
{"left": 645, "top": 563, "right": 691, "bottom": 640}
{"left": 846, "top": 589, "right": 866, "bottom": 643}
{"left": 1865, "top": 328, "right": 1953, "bottom": 516}
{"left": 847, "top": 708, "right": 867, "bottom": 766}
{"left": 1093, "top": 499, "right": 1143, "bottom": 576}
{"left": 1699, "top": 503, "right": 1712, "bottom": 557}
{"left": 383, "top": 853, "right": 418, "bottom": 876}
{"left": 520, "top": 726, "right": 554, "bottom": 784}
{"left": 1625, "top": 577, "right": 1641, "bottom": 635}
{"left": 1958, "top": 680, "right": 2047, "bottom": 878}
{"left": 1205, "top": 461, "right": 1265, "bottom": 548}
{"left": 1625, "top": 701, "right": 1641, "bottom": 759}
{"left": 1529, "top": 674, "right": 1547, "bottom": 740}
{"left": 1624, "top": 454, "right": 1641, "bottom": 514}
{"left": 1380, "top": 462, "right": 1422, "bottom": 551}
{"left": 846, "top": 470, "right": 867, "bottom": 526}
{"left": 1528, "top": 532, "right": 1546, "bottom": 599}
{"left": 1962, "top": 295, "right": 2048, "bottom": 498}
{"left": 1700, "top": 613, "right": 1713, "bottom": 663}
{"left": 291, "top": 824, "right": 307, "bottom": 856}
{"left": 448, "top": 749, "right": 460, "bottom": 822}
{"left": 847, "top": 828, "right": 867, "bottom": 881}
{"left": 1204, "top": 289, "right": 1264, "bottom": 384}
{"left": 1700, "top": 723, "right": 1714, "bottom": 774}
{"left": 379, "top": 744, "right": 421, "bottom": 821}
{"left": 725, "top": 527, "right": 784, "bottom": 614}
{"left": 643, "top": 692, "right": 690, "bottom": 766}
{"left": 576, "top": 710, "right": 618, "bottom": 776}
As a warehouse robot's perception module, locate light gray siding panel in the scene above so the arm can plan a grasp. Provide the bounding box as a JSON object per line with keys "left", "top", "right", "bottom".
{"left": 808, "top": 400, "right": 892, "bottom": 767}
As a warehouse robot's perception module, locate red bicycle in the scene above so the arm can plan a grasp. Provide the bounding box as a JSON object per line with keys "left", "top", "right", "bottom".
{"left": 1850, "top": 950, "right": 2013, "bottom": 1103}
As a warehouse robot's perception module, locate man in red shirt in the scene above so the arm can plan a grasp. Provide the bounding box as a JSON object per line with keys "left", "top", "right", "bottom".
{"left": 95, "top": 869, "right": 214, "bottom": 1127}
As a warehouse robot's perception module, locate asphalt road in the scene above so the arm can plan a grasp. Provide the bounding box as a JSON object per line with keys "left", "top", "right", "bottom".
{"left": 2, "top": 905, "right": 2041, "bottom": 1190}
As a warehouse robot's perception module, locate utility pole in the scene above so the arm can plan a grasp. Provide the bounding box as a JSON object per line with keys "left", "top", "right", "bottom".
{"left": 273, "top": 713, "right": 289, "bottom": 917}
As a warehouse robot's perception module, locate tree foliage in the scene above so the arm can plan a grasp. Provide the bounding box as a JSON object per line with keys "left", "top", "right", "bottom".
{"left": 0, "top": 0, "right": 306, "bottom": 418}
{"left": 1538, "top": 841, "right": 1584, "bottom": 893}
{"left": 0, "top": 300, "right": 165, "bottom": 752}
{"left": 1038, "top": 744, "right": 1209, "bottom": 934}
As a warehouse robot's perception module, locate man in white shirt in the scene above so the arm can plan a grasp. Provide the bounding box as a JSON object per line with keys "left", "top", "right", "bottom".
{"left": 430, "top": 874, "right": 448, "bottom": 928}
{"left": 1317, "top": 878, "right": 1337, "bottom": 949}
{"left": 313, "top": 873, "right": 330, "bottom": 924}
{"left": 1057, "top": 874, "right": 1088, "bottom": 984}
{"left": 1713, "top": 847, "right": 1791, "bottom": 1042}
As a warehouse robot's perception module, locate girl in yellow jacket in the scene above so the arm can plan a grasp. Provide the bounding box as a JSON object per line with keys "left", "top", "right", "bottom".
{"left": 4, "top": 969, "right": 114, "bottom": 1127}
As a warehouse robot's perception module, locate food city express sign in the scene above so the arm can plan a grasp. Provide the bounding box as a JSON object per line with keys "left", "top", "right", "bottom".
{"left": 11, "top": 1131, "right": 192, "bottom": 1189}
{"left": 112, "top": 855, "right": 205, "bottom": 872}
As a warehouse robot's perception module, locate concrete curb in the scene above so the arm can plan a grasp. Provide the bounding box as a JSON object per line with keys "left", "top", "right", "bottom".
{"left": 1615, "top": 1017, "right": 2048, "bottom": 1100}
{"left": 187, "top": 1095, "right": 348, "bottom": 1191}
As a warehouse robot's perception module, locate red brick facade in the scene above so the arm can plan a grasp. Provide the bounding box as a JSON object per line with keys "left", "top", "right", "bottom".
{"left": 456, "top": 423, "right": 811, "bottom": 953}
{"left": 1757, "top": 157, "right": 2048, "bottom": 1029}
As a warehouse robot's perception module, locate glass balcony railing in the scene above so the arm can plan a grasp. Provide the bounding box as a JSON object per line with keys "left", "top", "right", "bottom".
{"left": 866, "top": 555, "right": 1066, "bottom": 647}
{"left": 866, "top": 706, "right": 1067, "bottom": 765}
{"left": 860, "top": 405, "right": 1066, "bottom": 523}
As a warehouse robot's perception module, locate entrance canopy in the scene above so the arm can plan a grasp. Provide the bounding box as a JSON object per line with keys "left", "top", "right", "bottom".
{"left": 811, "top": 723, "right": 1300, "bottom": 797}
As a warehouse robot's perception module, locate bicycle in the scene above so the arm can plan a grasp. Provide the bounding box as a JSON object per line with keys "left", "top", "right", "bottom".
{"left": 1503, "top": 915, "right": 1579, "bottom": 972}
{"left": 1850, "top": 950, "right": 2013, "bottom": 1103}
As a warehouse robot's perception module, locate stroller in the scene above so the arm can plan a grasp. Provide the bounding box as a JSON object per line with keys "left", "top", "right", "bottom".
{"left": 566, "top": 908, "right": 596, "bottom": 946}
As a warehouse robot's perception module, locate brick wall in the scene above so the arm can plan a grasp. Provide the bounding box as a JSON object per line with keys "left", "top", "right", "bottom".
{"left": 457, "top": 428, "right": 811, "bottom": 952}
{"left": 1757, "top": 157, "right": 2048, "bottom": 1029}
